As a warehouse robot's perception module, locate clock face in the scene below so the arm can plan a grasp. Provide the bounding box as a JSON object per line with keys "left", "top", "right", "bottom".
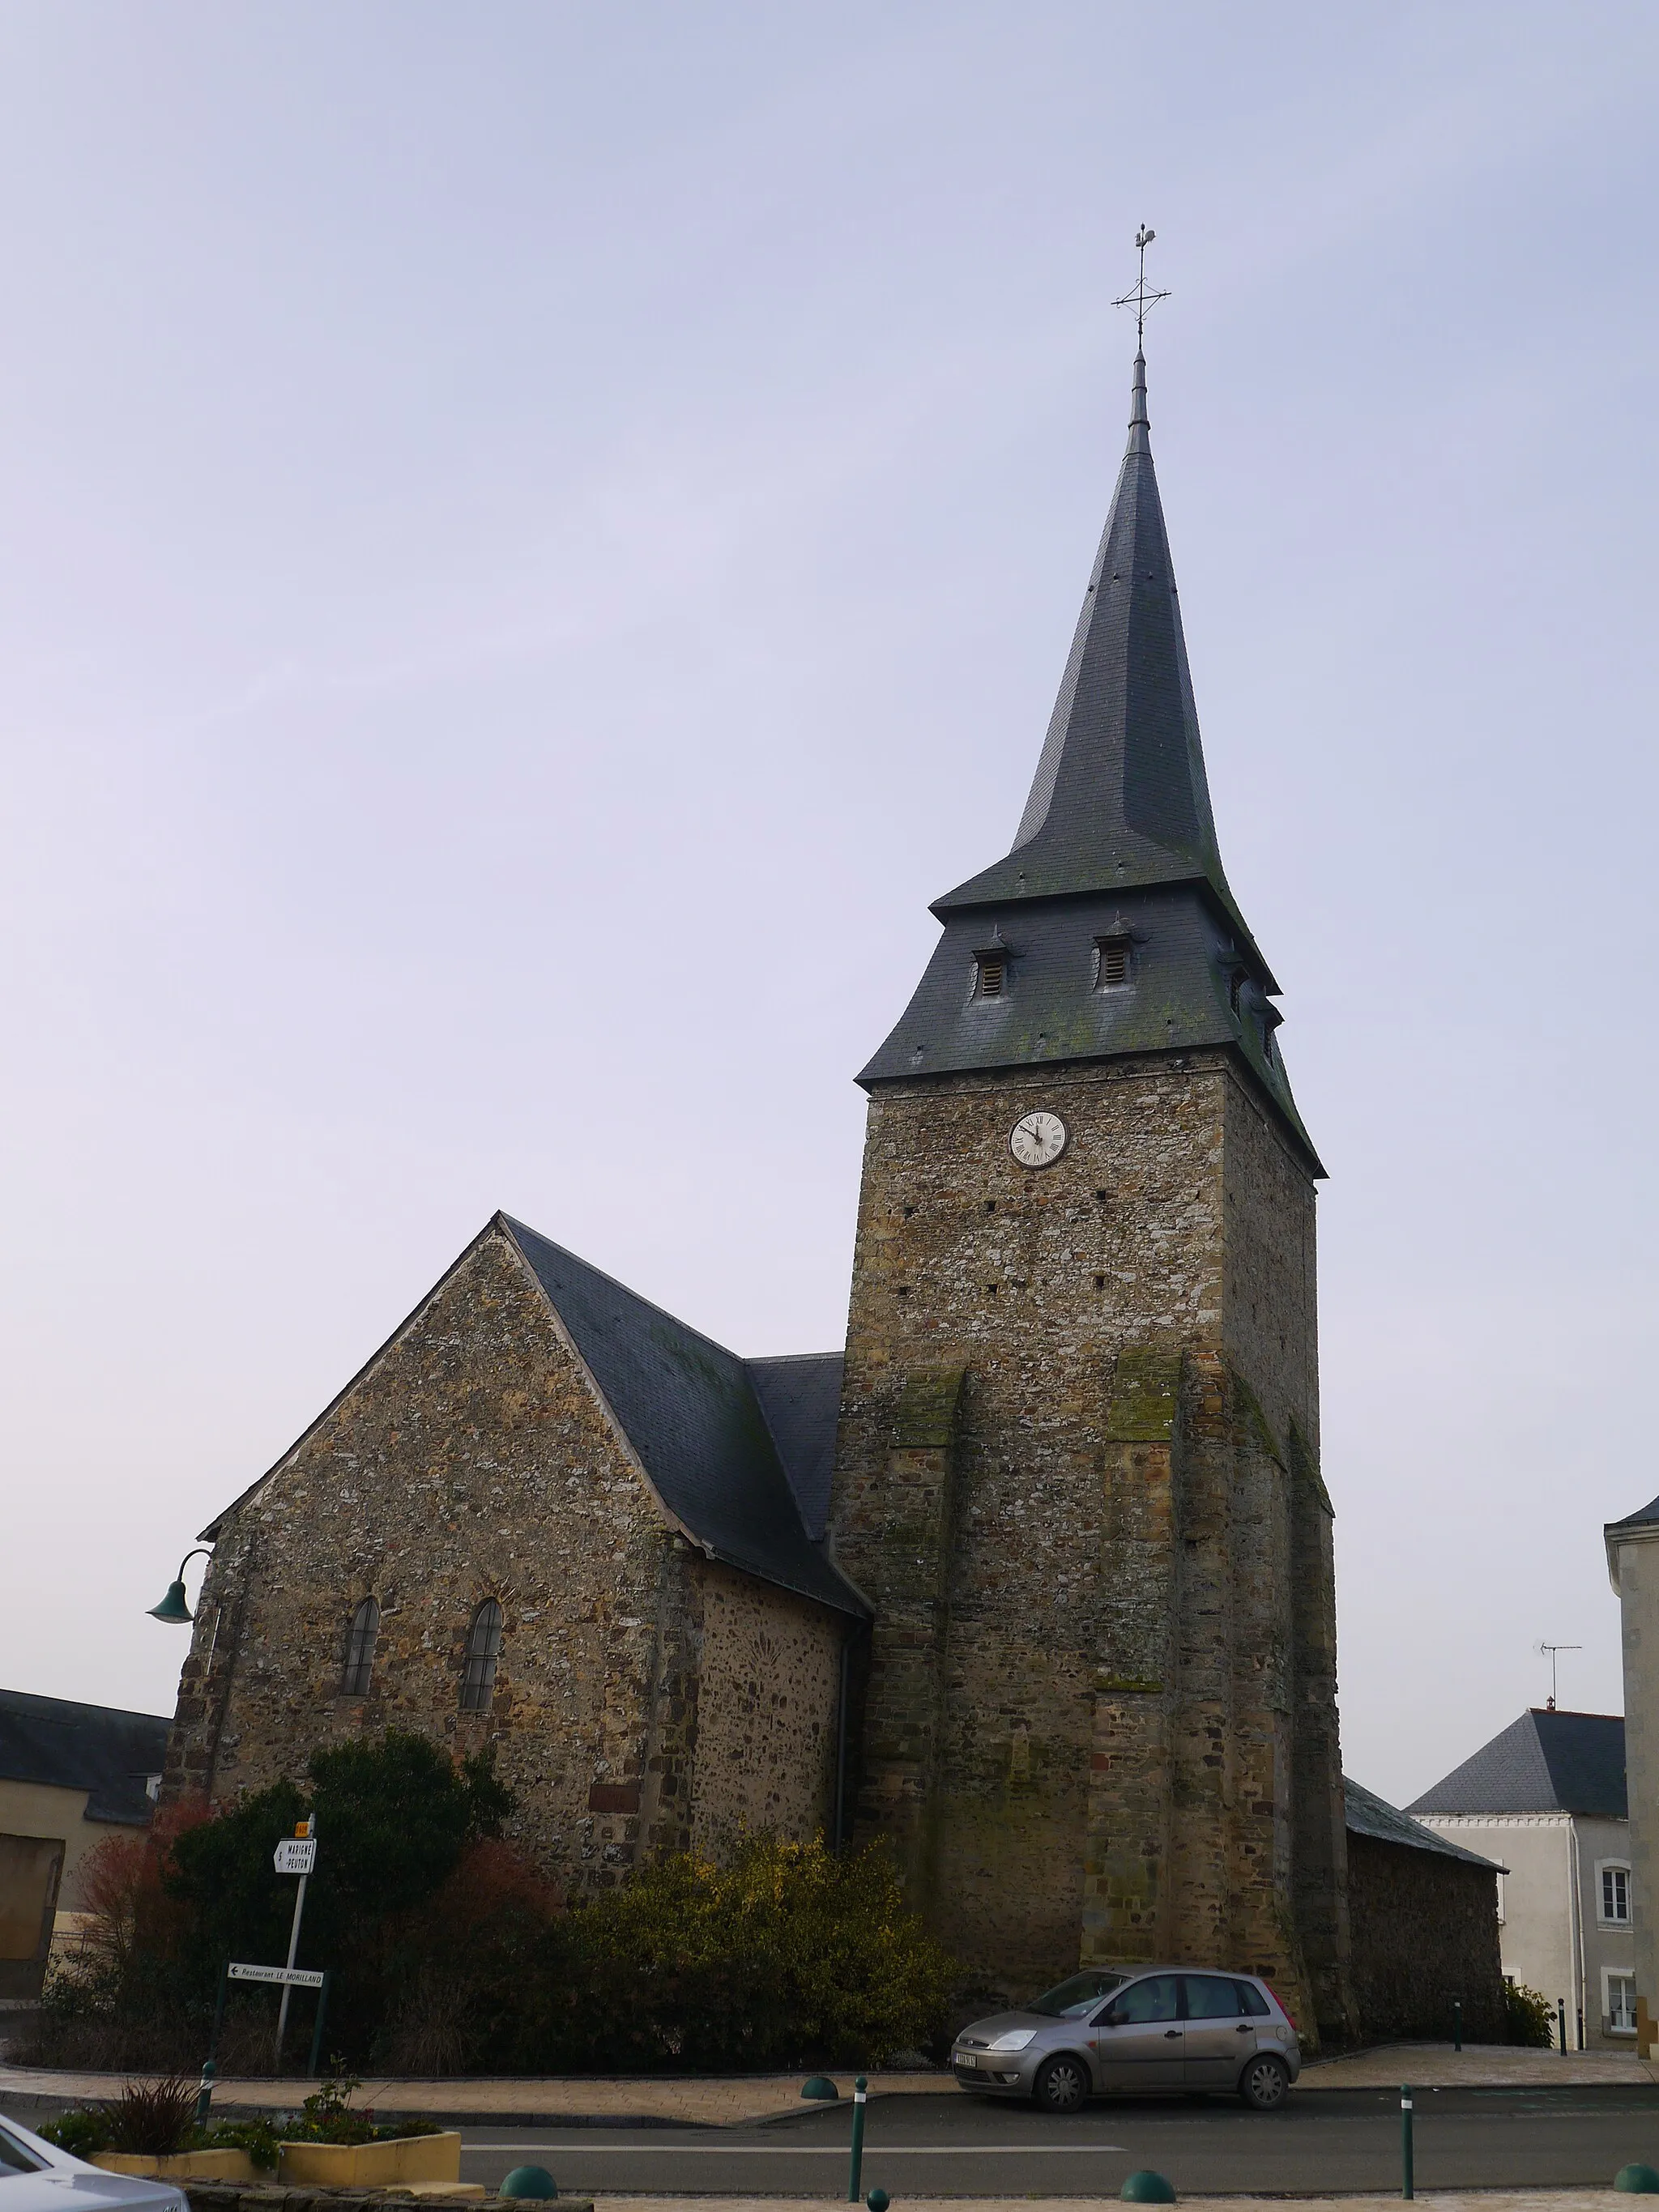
{"left": 1010, "top": 1109, "right": 1068, "bottom": 1168}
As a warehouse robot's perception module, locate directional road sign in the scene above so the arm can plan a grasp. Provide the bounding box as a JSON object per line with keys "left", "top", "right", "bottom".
{"left": 228, "top": 1961, "right": 325, "bottom": 1989}
{"left": 274, "top": 1838, "right": 317, "bottom": 1875}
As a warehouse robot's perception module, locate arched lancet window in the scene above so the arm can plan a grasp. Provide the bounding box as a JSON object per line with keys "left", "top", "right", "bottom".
{"left": 459, "top": 1599, "right": 504, "bottom": 1712}
{"left": 341, "top": 1597, "right": 379, "bottom": 1697}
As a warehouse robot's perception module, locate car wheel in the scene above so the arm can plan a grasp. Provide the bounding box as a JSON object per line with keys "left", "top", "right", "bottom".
{"left": 1239, "top": 2052, "right": 1290, "bottom": 2112}
{"left": 1034, "top": 2054, "right": 1090, "bottom": 2115}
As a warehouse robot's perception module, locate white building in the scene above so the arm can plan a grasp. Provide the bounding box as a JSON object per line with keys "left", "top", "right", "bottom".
{"left": 1408, "top": 1709, "right": 1631, "bottom": 2048}
{"left": 1606, "top": 1494, "right": 1659, "bottom": 2059}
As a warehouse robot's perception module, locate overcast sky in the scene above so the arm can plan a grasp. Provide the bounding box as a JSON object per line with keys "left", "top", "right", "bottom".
{"left": 3, "top": 2, "right": 1656, "bottom": 1809}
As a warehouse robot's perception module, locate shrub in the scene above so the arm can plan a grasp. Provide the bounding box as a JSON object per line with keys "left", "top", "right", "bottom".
{"left": 37, "top": 2110, "right": 110, "bottom": 2159}
{"left": 105, "top": 2077, "right": 198, "bottom": 2158}
{"left": 503, "top": 1833, "right": 953, "bottom": 2072}
{"left": 1504, "top": 1978, "right": 1555, "bottom": 2048}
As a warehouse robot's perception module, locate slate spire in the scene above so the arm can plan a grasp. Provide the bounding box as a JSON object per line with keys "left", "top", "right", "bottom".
{"left": 858, "top": 335, "right": 1320, "bottom": 1172}
{"left": 936, "top": 347, "right": 1235, "bottom": 923}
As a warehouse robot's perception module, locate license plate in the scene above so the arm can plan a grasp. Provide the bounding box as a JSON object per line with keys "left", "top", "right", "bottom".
{"left": 956, "top": 2053, "right": 977, "bottom": 2068}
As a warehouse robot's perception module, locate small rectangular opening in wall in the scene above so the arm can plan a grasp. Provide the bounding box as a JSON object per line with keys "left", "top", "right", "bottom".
{"left": 1094, "top": 1273, "right": 1106, "bottom": 1290}
{"left": 975, "top": 954, "right": 1005, "bottom": 999}
{"left": 1094, "top": 936, "right": 1132, "bottom": 988}
{"left": 986, "top": 1282, "right": 998, "bottom": 1297}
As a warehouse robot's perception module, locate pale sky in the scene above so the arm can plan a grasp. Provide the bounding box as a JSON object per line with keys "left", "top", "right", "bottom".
{"left": 3, "top": 2, "right": 1656, "bottom": 1810}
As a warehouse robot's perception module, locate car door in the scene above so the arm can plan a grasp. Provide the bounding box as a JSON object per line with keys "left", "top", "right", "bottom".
{"left": 1090, "top": 1972, "right": 1184, "bottom": 2089}
{"left": 1180, "top": 1975, "right": 1256, "bottom": 2086}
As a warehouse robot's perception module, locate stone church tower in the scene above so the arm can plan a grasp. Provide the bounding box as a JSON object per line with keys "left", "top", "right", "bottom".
{"left": 828, "top": 348, "right": 1355, "bottom": 2042}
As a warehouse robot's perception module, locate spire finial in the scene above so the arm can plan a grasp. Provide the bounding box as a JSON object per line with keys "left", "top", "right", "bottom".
{"left": 1111, "top": 224, "right": 1171, "bottom": 349}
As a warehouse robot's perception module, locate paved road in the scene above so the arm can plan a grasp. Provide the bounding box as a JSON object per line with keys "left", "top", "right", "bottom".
{"left": 458, "top": 2086, "right": 1659, "bottom": 2197}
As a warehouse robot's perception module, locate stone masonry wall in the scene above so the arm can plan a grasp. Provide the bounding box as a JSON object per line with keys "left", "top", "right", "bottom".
{"left": 830, "top": 1049, "right": 1352, "bottom": 2034}
{"left": 686, "top": 1559, "right": 842, "bottom": 1853}
{"left": 163, "top": 1225, "right": 839, "bottom": 1892}
{"left": 1346, "top": 1831, "right": 1505, "bottom": 2041}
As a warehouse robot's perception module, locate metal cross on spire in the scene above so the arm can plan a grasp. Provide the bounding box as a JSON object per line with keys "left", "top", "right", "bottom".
{"left": 1111, "top": 224, "right": 1171, "bottom": 347}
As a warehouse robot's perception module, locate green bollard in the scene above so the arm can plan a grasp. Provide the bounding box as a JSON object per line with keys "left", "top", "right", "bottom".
{"left": 193, "top": 2058, "right": 215, "bottom": 2128}
{"left": 1452, "top": 2001, "right": 1461, "bottom": 2054}
{"left": 847, "top": 2076, "right": 868, "bottom": 2203}
{"left": 1401, "top": 2085, "right": 1414, "bottom": 2201}
{"left": 1558, "top": 1998, "right": 1567, "bottom": 2053}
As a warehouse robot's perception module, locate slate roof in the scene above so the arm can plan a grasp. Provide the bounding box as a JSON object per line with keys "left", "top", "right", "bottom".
{"left": 856, "top": 349, "right": 1320, "bottom": 1174}
{"left": 939, "top": 352, "right": 1237, "bottom": 923}
{"left": 501, "top": 1220, "right": 863, "bottom": 1615}
{"left": 1606, "top": 1494, "right": 1659, "bottom": 1532}
{"left": 1344, "top": 1775, "right": 1503, "bottom": 1869}
{"left": 0, "top": 1687, "right": 169, "bottom": 1827}
{"left": 1406, "top": 1711, "right": 1627, "bottom": 1821}
{"left": 746, "top": 1352, "right": 844, "bottom": 1543}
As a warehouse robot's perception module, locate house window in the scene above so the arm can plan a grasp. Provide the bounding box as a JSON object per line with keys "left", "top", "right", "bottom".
{"left": 341, "top": 1598, "right": 379, "bottom": 1697}
{"left": 975, "top": 952, "right": 1006, "bottom": 999}
{"left": 460, "top": 1599, "right": 504, "bottom": 1712}
{"left": 1495, "top": 1871, "right": 1505, "bottom": 1924}
{"left": 1607, "top": 1971, "right": 1637, "bottom": 2035}
{"left": 1095, "top": 936, "right": 1132, "bottom": 988}
{"left": 1601, "top": 1863, "right": 1632, "bottom": 1924}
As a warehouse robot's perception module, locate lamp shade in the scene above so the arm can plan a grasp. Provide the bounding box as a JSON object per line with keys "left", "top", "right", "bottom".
{"left": 147, "top": 1579, "right": 194, "bottom": 1625}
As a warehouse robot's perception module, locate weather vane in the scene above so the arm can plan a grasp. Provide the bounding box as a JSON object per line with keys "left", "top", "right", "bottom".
{"left": 1112, "top": 224, "right": 1171, "bottom": 347}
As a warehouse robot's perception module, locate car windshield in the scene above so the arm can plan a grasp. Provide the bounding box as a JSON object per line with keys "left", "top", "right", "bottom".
{"left": 0, "top": 2124, "right": 43, "bottom": 2174}
{"left": 1026, "top": 1970, "right": 1128, "bottom": 2019}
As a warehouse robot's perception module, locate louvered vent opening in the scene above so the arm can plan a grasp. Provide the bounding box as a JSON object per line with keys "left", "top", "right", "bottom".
{"left": 1095, "top": 936, "right": 1131, "bottom": 988}
{"left": 976, "top": 955, "right": 1005, "bottom": 999}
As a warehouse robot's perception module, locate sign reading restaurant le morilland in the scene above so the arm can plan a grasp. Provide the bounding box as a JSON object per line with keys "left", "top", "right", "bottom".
{"left": 228, "top": 1960, "right": 325, "bottom": 1989}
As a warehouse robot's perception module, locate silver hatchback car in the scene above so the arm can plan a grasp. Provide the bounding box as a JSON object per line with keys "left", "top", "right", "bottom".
{"left": 951, "top": 1966, "right": 1301, "bottom": 2113}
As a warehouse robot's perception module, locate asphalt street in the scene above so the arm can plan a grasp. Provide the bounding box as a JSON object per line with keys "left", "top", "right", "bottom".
{"left": 458, "top": 2086, "right": 1659, "bottom": 2197}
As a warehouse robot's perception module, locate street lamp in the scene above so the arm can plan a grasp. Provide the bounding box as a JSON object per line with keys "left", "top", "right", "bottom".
{"left": 148, "top": 1549, "right": 212, "bottom": 1625}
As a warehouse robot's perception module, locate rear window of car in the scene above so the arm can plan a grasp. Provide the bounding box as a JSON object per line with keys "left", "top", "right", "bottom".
{"left": 0, "top": 2125, "right": 45, "bottom": 2174}
{"left": 1235, "top": 1980, "right": 1272, "bottom": 2016}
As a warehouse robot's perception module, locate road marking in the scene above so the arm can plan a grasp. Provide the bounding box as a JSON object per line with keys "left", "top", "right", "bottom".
{"left": 463, "top": 2143, "right": 1128, "bottom": 2155}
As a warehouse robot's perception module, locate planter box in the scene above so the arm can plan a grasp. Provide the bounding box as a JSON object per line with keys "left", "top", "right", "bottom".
{"left": 92, "top": 2150, "right": 258, "bottom": 2182}
{"left": 277, "top": 2131, "right": 463, "bottom": 2188}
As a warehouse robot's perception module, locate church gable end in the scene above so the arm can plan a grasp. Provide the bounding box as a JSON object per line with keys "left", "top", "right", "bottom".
{"left": 164, "top": 1220, "right": 844, "bottom": 1890}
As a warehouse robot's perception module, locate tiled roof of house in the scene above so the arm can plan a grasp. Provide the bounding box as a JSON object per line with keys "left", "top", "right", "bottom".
{"left": 1406, "top": 1710, "right": 1627, "bottom": 1821}
{"left": 0, "top": 1687, "right": 168, "bottom": 1826}
{"left": 1344, "top": 1775, "right": 1503, "bottom": 1867}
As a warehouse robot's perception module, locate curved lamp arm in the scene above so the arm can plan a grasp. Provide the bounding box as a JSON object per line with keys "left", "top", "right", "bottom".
{"left": 147, "top": 1547, "right": 214, "bottom": 1626}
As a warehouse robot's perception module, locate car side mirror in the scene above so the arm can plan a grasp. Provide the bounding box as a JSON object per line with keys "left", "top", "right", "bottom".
{"left": 1093, "top": 2004, "right": 1121, "bottom": 2027}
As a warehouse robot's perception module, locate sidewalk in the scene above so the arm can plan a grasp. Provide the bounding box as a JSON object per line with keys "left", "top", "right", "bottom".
{"left": 592, "top": 2201, "right": 1643, "bottom": 2212}
{"left": 1300, "top": 2045, "right": 1657, "bottom": 2090}
{"left": 0, "top": 2065, "right": 948, "bottom": 2128}
{"left": 2, "top": 2044, "right": 1653, "bottom": 2129}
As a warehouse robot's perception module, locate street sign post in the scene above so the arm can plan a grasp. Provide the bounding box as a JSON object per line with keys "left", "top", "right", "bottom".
{"left": 271, "top": 1817, "right": 318, "bottom": 2066}
{"left": 220, "top": 1962, "right": 333, "bottom": 2076}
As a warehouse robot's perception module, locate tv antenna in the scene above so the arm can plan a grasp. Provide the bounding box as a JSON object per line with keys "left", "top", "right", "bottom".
{"left": 1537, "top": 1642, "right": 1581, "bottom": 1711}
{"left": 1111, "top": 224, "right": 1171, "bottom": 347}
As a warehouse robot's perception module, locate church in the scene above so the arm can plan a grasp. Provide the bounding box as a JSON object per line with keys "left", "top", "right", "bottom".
{"left": 161, "top": 340, "right": 1358, "bottom": 2046}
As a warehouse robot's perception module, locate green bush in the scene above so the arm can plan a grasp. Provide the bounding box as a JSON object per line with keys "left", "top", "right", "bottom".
{"left": 37, "top": 2110, "right": 111, "bottom": 2159}
{"left": 1504, "top": 1978, "right": 1555, "bottom": 2048}
{"left": 20, "top": 1733, "right": 954, "bottom": 2076}
{"left": 497, "top": 1832, "right": 953, "bottom": 2072}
